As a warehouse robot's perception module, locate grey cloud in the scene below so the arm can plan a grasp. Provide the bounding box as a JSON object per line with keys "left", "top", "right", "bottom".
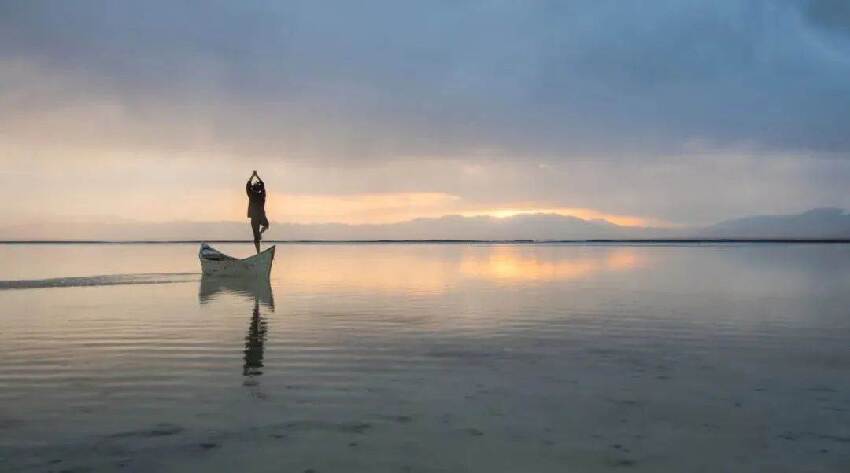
{"left": 805, "top": 0, "right": 850, "bottom": 36}
{"left": 2, "top": 0, "right": 850, "bottom": 160}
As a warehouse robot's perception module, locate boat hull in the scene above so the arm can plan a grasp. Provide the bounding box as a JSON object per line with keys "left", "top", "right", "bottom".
{"left": 199, "top": 245, "right": 275, "bottom": 278}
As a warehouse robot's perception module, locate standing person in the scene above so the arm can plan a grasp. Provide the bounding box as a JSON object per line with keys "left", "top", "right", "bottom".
{"left": 246, "top": 170, "right": 269, "bottom": 254}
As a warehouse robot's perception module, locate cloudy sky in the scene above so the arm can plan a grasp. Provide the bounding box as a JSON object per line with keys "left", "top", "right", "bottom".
{"left": 1, "top": 0, "right": 849, "bottom": 231}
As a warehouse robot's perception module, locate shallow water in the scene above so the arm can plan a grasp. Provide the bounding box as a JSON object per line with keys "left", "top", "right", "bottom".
{"left": 0, "top": 243, "right": 849, "bottom": 472}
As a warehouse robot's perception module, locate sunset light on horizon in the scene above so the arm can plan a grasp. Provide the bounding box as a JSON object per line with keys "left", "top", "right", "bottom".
{"left": 3, "top": 0, "right": 850, "bottom": 240}
{"left": 2, "top": 3, "right": 849, "bottom": 472}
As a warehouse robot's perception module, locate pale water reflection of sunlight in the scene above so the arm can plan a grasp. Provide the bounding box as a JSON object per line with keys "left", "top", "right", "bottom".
{"left": 1, "top": 244, "right": 849, "bottom": 472}
{"left": 276, "top": 244, "right": 650, "bottom": 294}
{"left": 459, "top": 246, "right": 646, "bottom": 282}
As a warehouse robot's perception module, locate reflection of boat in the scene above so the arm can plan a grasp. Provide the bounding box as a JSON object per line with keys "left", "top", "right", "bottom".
{"left": 199, "top": 274, "right": 275, "bottom": 310}
{"left": 198, "top": 243, "right": 275, "bottom": 277}
{"left": 197, "top": 273, "right": 274, "bottom": 389}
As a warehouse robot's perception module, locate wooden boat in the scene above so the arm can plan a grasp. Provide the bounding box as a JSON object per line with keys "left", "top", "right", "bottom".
{"left": 198, "top": 243, "right": 275, "bottom": 278}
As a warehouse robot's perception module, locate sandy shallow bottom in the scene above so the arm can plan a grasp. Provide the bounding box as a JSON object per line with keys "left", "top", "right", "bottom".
{"left": 0, "top": 243, "right": 848, "bottom": 472}
{"left": 5, "top": 350, "right": 849, "bottom": 473}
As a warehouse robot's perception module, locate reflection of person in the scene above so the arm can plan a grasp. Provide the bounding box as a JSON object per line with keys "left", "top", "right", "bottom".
{"left": 197, "top": 274, "right": 273, "bottom": 390}
{"left": 243, "top": 299, "right": 267, "bottom": 379}
{"left": 246, "top": 170, "right": 269, "bottom": 254}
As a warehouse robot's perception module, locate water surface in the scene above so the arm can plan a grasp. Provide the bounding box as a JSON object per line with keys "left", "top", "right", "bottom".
{"left": 1, "top": 243, "right": 848, "bottom": 472}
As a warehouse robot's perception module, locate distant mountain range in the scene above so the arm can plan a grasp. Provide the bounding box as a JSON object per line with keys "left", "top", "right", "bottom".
{"left": 1, "top": 208, "right": 848, "bottom": 241}
{"left": 699, "top": 208, "right": 850, "bottom": 239}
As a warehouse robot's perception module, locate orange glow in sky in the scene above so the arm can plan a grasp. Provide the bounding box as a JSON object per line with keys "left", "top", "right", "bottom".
{"left": 460, "top": 207, "right": 659, "bottom": 227}
{"left": 263, "top": 193, "right": 659, "bottom": 227}
{"left": 267, "top": 192, "right": 461, "bottom": 224}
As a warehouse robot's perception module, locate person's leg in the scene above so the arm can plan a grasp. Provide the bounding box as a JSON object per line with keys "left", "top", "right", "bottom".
{"left": 251, "top": 219, "right": 262, "bottom": 254}
{"left": 260, "top": 215, "right": 269, "bottom": 235}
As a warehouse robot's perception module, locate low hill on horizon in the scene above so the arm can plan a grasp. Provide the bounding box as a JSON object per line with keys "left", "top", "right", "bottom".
{"left": 699, "top": 208, "right": 850, "bottom": 240}
{"left": 1, "top": 209, "right": 848, "bottom": 241}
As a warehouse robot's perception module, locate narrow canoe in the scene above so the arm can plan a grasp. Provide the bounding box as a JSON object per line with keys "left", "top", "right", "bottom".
{"left": 198, "top": 244, "right": 275, "bottom": 278}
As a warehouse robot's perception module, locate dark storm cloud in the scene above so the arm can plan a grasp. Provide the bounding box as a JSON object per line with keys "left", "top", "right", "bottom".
{"left": 1, "top": 0, "right": 849, "bottom": 159}
{"left": 805, "top": 0, "right": 850, "bottom": 36}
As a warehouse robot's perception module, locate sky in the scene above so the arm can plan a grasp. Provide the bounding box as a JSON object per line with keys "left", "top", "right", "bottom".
{"left": 1, "top": 0, "right": 850, "bottom": 232}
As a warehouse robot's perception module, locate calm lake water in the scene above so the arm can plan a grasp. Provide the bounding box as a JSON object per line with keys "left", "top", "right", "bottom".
{"left": 1, "top": 243, "right": 849, "bottom": 472}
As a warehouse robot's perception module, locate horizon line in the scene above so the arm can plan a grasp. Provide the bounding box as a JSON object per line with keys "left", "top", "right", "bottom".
{"left": 2, "top": 239, "right": 849, "bottom": 245}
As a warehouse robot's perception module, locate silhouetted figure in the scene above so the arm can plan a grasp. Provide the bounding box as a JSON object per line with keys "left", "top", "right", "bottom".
{"left": 246, "top": 170, "right": 269, "bottom": 253}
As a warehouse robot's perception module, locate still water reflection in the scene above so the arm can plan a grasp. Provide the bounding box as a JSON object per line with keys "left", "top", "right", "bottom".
{"left": 459, "top": 246, "right": 646, "bottom": 281}
{"left": 0, "top": 243, "right": 848, "bottom": 472}
{"left": 199, "top": 275, "right": 274, "bottom": 383}
{"left": 243, "top": 300, "right": 269, "bottom": 381}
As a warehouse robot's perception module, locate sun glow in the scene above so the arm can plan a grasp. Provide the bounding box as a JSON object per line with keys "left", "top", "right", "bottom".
{"left": 461, "top": 208, "right": 656, "bottom": 227}
{"left": 264, "top": 193, "right": 657, "bottom": 227}
{"left": 266, "top": 192, "right": 462, "bottom": 225}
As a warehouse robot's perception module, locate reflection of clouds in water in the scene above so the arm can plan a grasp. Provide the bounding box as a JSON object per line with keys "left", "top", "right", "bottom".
{"left": 278, "top": 245, "right": 649, "bottom": 294}
{"left": 460, "top": 247, "right": 647, "bottom": 282}
{"left": 279, "top": 246, "right": 453, "bottom": 294}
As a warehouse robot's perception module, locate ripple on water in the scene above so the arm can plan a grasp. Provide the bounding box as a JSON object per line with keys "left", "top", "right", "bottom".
{"left": 0, "top": 243, "right": 849, "bottom": 472}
